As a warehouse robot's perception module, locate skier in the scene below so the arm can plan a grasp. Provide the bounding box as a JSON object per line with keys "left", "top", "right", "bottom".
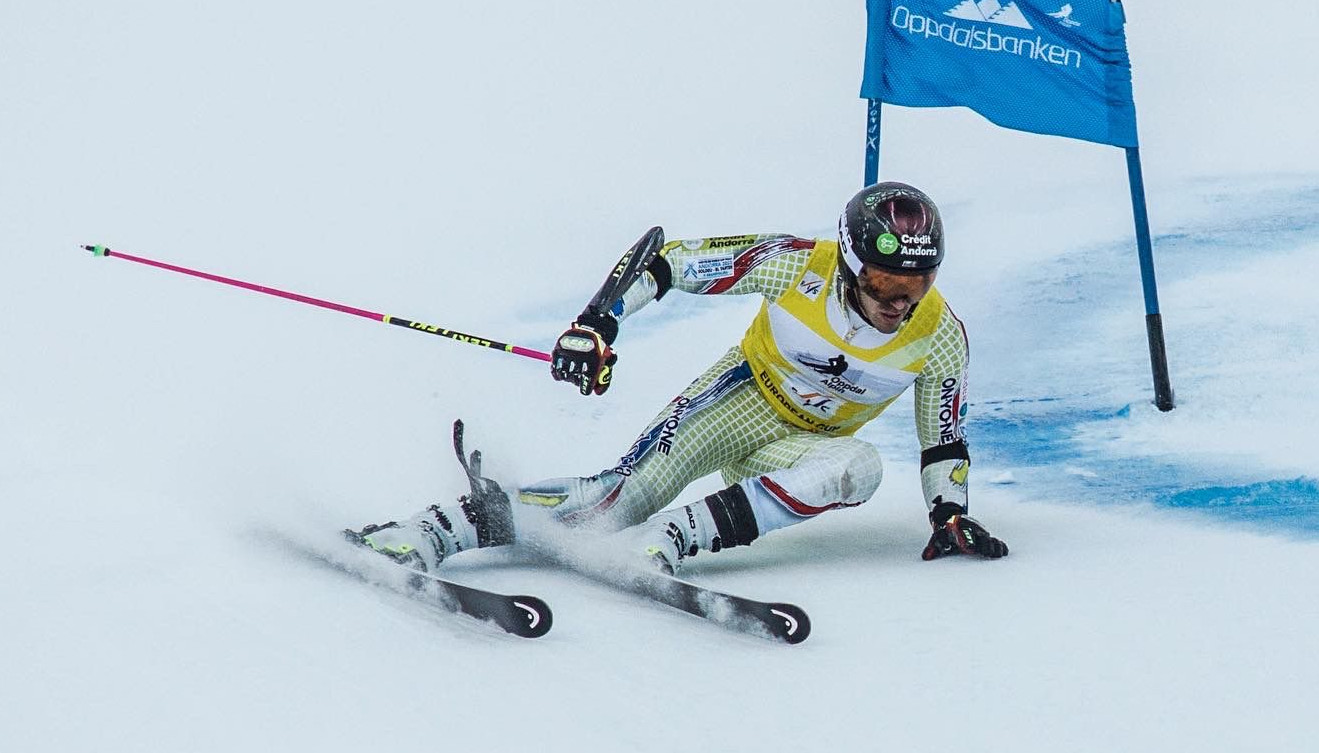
{"left": 352, "top": 182, "right": 1009, "bottom": 573}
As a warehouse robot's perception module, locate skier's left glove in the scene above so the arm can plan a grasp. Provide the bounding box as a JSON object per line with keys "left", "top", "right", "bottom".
{"left": 921, "top": 499, "right": 1009, "bottom": 560}
{"left": 551, "top": 310, "right": 619, "bottom": 397}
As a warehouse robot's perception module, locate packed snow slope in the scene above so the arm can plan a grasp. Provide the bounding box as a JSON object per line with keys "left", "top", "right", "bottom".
{"left": 3, "top": 2, "right": 1317, "bottom": 752}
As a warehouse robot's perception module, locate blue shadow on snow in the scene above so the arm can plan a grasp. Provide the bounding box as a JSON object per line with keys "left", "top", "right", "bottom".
{"left": 971, "top": 402, "right": 1319, "bottom": 536}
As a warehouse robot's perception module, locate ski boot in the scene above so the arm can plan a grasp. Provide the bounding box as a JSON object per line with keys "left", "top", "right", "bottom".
{"left": 346, "top": 420, "right": 516, "bottom": 571}
{"left": 344, "top": 507, "right": 468, "bottom": 573}
{"left": 638, "top": 516, "right": 696, "bottom": 575}
{"left": 635, "top": 484, "right": 762, "bottom": 574}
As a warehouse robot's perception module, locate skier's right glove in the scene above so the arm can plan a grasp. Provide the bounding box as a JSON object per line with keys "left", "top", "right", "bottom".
{"left": 551, "top": 310, "right": 619, "bottom": 396}
{"left": 921, "top": 499, "right": 1009, "bottom": 560}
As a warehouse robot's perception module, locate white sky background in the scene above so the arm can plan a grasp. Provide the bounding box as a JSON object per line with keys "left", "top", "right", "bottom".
{"left": 2, "top": 3, "right": 1318, "bottom": 751}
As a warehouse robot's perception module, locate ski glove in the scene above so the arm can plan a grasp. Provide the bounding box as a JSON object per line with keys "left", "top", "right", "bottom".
{"left": 551, "top": 310, "right": 618, "bottom": 396}
{"left": 921, "top": 499, "right": 1009, "bottom": 560}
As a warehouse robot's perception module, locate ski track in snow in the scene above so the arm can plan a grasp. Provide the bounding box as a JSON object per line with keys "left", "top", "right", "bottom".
{"left": 4, "top": 180, "right": 1317, "bottom": 753}
{"left": 5, "top": 179, "right": 1314, "bottom": 753}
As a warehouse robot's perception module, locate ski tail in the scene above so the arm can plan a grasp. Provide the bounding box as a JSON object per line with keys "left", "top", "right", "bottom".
{"left": 582, "top": 226, "right": 665, "bottom": 319}
{"left": 265, "top": 528, "right": 553, "bottom": 639}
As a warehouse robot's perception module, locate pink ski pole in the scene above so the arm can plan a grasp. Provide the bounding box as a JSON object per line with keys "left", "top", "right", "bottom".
{"left": 83, "top": 244, "right": 552, "bottom": 362}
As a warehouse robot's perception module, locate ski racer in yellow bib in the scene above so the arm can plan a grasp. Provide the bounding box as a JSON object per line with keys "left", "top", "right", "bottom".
{"left": 353, "top": 182, "right": 1009, "bottom": 571}
{"left": 741, "top": 238, "right": 950, "bottom": 436}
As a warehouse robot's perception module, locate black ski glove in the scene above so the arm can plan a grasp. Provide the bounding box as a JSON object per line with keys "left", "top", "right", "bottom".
{"left": 921, "top": 499, "right": 1009, "bottom": 561}
{"left": 550, "top": 310, "right": 618, "bottom": 396}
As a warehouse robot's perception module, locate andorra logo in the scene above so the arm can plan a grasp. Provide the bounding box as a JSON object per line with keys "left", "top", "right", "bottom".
{"left": 944, "top": 0, "right": 1033, "bottom": 30}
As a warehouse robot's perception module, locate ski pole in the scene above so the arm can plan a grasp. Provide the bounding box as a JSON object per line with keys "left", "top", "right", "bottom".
{"left": 82, "top": 244, "right": 552, "bottom": 362}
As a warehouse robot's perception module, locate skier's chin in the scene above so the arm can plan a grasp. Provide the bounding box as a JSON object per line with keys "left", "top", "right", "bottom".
{"left": 872, "top": 317, "right": 901, "bottom": 333}
{"left": 863, "top": 306, "right": 906, "bottom": 333}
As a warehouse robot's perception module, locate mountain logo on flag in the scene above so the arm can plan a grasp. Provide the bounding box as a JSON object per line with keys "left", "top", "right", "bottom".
{"left": 944, "top": 0, "right": 1033, "bottom": 30}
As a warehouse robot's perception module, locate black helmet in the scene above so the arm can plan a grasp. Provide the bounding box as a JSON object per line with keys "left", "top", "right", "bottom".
{"left": 837, "top": 182, "right": 944, "bottom": 277}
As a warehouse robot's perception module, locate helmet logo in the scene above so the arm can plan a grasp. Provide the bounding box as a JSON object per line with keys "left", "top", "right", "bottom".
{"left": 876, "top": 233, "right": 899, "bottom": 255}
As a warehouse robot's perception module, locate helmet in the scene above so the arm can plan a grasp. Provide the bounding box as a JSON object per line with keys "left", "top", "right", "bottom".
{"left": 837, "top": 182, "right": 944, "bottom": 278}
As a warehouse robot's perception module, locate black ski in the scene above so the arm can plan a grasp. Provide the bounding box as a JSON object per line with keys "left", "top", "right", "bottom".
{"left": 585, "top": 567, "right": 811, "bottom": 644}
{"left": 276, "top": 531, "right": 553, "bottom": 639}
{"left": 395, "top": 567, "right": 552, "bottom": 639}
{"left": 582, "top": 226, "right": 665, "bottom": 318}
{"left": 452, "top": 418, "right": 809, "bottom": 643}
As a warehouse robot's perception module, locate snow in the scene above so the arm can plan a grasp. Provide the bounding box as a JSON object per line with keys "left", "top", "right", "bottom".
{"left": 2, "top": 2, "right": 1317, "bottom": 751}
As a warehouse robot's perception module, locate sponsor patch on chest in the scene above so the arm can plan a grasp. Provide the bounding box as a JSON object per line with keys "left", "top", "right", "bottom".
{"left": 796, "top": 271, "right": 826, "bottom": 301}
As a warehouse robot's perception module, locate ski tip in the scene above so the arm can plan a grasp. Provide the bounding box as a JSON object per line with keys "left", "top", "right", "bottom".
{"left": 769, "top": 603, "right": 811, "bottom": 645}
{"left": 508, "top": 595, "right": 553, "bottom": 638}
{"left": 83, "top": 244, "right": 108, "bottom": 257}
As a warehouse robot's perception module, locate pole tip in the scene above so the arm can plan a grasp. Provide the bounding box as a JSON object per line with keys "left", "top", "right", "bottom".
{"left": 83, "top": 244, "right": 108, "bottom": 257}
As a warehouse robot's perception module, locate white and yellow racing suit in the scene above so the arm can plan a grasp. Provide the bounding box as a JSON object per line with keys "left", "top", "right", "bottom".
{"left": 518, "top": 233, "right": 971, "bottom": 556}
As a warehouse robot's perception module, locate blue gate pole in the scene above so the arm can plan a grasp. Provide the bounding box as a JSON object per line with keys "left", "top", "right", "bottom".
{"left": 1125, "top": 146, "right": 1175, "bottom": 411}
{"left": 864, "top": 99, "right": 882, "bottom": 186}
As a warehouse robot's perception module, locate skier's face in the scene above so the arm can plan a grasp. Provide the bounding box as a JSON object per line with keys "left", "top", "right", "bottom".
{"left": 853, "top": 266, "right": 936, "bottom": 333}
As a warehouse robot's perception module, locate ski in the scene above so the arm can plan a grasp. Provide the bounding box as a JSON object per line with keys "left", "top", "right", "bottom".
{"left": 580, "top": 566, "right": 811, "bottom": 644}
{"left": 392, "top": 565, "right": 552, "bottom": 639}
{"left": 651, "top": 574, "right": 809, "bottom": 644}
{"left": 582, "top": 225, "right": 665, "bottom": 318}
{"left": 452, "top": 418, "right": 809, "bottom": 643}
{"left": 274, "top": 531, "right": 553, "bottom": 639}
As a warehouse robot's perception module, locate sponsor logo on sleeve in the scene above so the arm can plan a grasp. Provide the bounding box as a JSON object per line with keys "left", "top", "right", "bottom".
{"left": 949, "top": 460, "right": 970, "bottom": 489}
{"left": 682, "top": 254, "right": 735, "bottom": 281}
{"left": 938, "top": 376, "right": 966, "bottom": 443}
{"left": 706, "top": 235, "right": 758, "bottom": 249}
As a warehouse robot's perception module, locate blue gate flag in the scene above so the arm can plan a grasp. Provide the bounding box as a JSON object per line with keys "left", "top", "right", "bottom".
{"left": 862, "top": 0, "right": 1138, "bottom": 147}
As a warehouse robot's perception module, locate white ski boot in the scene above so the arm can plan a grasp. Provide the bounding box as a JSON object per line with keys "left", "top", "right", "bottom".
{"left": 346, "top": 420, "right": 516, "bottom": 571}
{"left": 636, "top": 484, "right": 762, "bottom": 574}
